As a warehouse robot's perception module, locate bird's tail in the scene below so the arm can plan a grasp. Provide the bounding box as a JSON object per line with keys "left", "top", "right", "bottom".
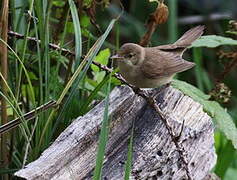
{"left": 174, "top": 25, "right": 205, "bottom": 47}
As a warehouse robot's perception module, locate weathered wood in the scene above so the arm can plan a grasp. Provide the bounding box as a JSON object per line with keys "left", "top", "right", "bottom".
{"left": 15, "top": 86, "right": 216, "bottom": 180}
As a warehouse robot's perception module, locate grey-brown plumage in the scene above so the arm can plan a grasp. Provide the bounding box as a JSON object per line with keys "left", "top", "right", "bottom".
{"left": 111, "top": 25, "right": 205, "bottom": 88}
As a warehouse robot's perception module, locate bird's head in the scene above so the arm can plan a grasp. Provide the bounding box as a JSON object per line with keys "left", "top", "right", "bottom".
{"left": 111, "top": 43, "right": 145, "bottom": 66}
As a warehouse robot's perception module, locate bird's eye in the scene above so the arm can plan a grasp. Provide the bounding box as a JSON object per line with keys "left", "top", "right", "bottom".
{"left": 127, "top": 53, "right": 134, "bottom": 58}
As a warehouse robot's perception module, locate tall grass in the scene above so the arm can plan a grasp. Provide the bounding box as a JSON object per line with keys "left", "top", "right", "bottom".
{"left": 192, "top": 48, "right": 213, "bottom": 92}
{"left": 168, "top": 0, "right": 178, "bottom": 43}
{"left": 124, "top": 123, "right": 134, "bottom": 180}
{"left": 93, "top": 72, "right": 112, "bottom": 180}
{"left": 0, "top": 0, "right": 116, "bottom": 176}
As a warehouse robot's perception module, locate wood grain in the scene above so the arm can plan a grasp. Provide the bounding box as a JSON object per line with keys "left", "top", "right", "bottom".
{"left": 15, "top": 86, "right": 216, "bottom": 180}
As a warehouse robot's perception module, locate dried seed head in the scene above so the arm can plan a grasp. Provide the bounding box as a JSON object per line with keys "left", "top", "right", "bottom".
{"left": 153, "top": 2, "right": 169, "bottom": 25}
{"left": 229, "top": 20, "right": 237, "bottom": 31}
{"left": 210, "top": 83, "right": 232, "bottom": 104}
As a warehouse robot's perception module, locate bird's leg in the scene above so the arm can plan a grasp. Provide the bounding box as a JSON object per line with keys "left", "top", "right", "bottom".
{"left": 133, "top": 87, "right": 142, "bottom": 95}
{"left": 151, "top": 82, "right": 171, "bottom": 100}
{"left": 133, "top": 83, "right": 171, "bottom": 105}
{"left": 158, "top": 82, "right": 171, "bottom": 94}
{"left": 133, "top": 87, "right": 154, "bottom": 104}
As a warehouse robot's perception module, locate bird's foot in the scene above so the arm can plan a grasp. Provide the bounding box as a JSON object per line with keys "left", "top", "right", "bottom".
{"left": 158, "top": 82, "right": 171, "bottom": 94}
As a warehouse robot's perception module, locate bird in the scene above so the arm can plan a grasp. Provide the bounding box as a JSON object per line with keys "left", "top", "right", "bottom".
{"left": 111, "top": 25, "right": 205, "bottom": 88}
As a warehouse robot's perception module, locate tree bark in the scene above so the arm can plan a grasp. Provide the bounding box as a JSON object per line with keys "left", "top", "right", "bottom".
{"left": 15, "top": 85, "right": 216, "bottom": 180}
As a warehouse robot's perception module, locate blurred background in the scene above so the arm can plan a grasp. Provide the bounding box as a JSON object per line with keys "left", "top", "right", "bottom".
{"left": 0, "top": 0, "right": 237, "bottom": 179}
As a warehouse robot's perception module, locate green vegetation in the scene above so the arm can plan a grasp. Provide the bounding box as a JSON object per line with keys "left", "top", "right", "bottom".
{"left": 0, "top": 0, "right": 237, "bottom": 179}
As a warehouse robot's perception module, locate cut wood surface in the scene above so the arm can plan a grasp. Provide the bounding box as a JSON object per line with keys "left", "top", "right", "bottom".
{"left": 15, "top": 85, "right": 216, "bottom": 180}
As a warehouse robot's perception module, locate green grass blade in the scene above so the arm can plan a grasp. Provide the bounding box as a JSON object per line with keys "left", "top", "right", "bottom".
{"left": 124, "top": 124, "right": 134, "bottom": 180}
{"left": 32, "top": 9, "right": 43, "bottom": 105}
{"left": 13, "top": 0, "right": 27, "bottom": 33}
{"left": 0, "top": 38, "right": 35, "bottom": 105}
{"left": 0, "top": 71, "right": 33, "bottom": 143}
{"left": 68, "top": 0, "right": 82, "bottom": 67}
{"left": 202, "top": 71, "right": 212, "bottom": 91}
{"left": 16, "top": 0, "right": 35, "bottom": 103}
{"left": 43, "top": 1, "right": 51, "bottom": 102}
{"left": 92, "top": 71, "right": 112, "bottom": 180}
{"left": 193, "top": 48, "right": 204, "bottom": 91}
{"left": 54, "top": 10, "right": 70, "bottom": 96}
{"left": 0, "top": 91, "right": 21, "bottom": 123}
{"left": 115, "top": 21, "right": 120, "bottom": 50}
{"left": 168, "top": 0, "right": 178, "bottom": 43}
{"left": 0, "top": 87, "right": 30, "bottom": 141}
{"left": 0, "top": 168, "right": 18, "bottom": 175}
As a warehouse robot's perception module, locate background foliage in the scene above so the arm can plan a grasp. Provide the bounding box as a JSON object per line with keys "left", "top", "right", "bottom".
{"left": 0, "top": 0, "right": 237, "bottom": 179}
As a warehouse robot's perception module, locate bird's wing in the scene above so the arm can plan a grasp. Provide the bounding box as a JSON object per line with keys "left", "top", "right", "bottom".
{"left": 140, "top": 26, "right": 203, "bottom": 79}
{"left": 141, "top": 49, "right": 195, "bottom": 79}
{"left": 156, "top": 25, "right": 205, "bottom": 50}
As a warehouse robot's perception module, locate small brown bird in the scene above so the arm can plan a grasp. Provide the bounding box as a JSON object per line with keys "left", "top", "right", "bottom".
{"left": 111, "top": 26, "right": 205, "bottom": 88}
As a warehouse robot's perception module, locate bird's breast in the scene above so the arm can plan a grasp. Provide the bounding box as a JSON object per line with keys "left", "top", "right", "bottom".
{"left": 118, "top": 61, "right": 173, "bottom": 88}
{"left": 118, "top": 61, "right": 139, "bottom": 84}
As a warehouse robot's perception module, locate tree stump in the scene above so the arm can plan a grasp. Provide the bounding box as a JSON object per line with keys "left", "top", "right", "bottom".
{"left": 15, "top": 85, "right": 217, "bottom": 180}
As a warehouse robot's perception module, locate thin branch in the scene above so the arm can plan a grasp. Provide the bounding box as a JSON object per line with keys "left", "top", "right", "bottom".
{"left": 8, "top": 30, "right": 130, "bottom": 86}
{"left": 0, "top": 100, "right": 57, "bottom": 135}
{"left": 8, "top": 31, "right": 75, "bottom": 56}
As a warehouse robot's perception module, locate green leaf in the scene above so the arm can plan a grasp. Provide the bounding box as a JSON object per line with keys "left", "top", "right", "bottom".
{"left": 224, "top": 168, "right": 237, "bottom": 180}
{"left": 91, "top": 48, "right": 111, "bottom": 72}
{"left": 226, "top": 31, "right": 237, "bottom": 35}
{"left": 93, "top": 71, "right": 106, "bottom": 83}
{"left": 82, "top": 28, "right": 94, "bottom": 38}
{"left": 80, "top": 74, "right": 111, "bottom": 115}
{"left": 111, "top": 76, "right": 122, "bottom": 85}
{"left": 52, "top": 0, "right": 66, "bottom": 7}
{"left": 50, "top": 51, "right": 69, "bottom": 68}
{"left": 80, "top": 14, "right": 91, "bottom": 28}
{"left": 85, "top": 78, "right": 97, "bottom": 90}
{"left": 215, "top": 141, "right": 235, "bottom": 179}
{"left": 211, "top": 102, "right": 237, "bottom": 149}
{"left": 171, "top": 80, "right": 210, "bottom": 100}
{"left": 171, "top": 79, "right": 237, "bottom": 149}
{"left": 66, "top": 22, "right": 74, "bottom": 33}
{"left": 28, "top": 72, "right": 38, "bottom": 80}
{"left": 190, "top": 35, "right": 237, "bottom": 48}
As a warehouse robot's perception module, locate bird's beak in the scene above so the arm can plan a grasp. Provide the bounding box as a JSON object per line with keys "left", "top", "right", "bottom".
{"left": 110, "top": 54, "right": 124, "bottom": 61}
